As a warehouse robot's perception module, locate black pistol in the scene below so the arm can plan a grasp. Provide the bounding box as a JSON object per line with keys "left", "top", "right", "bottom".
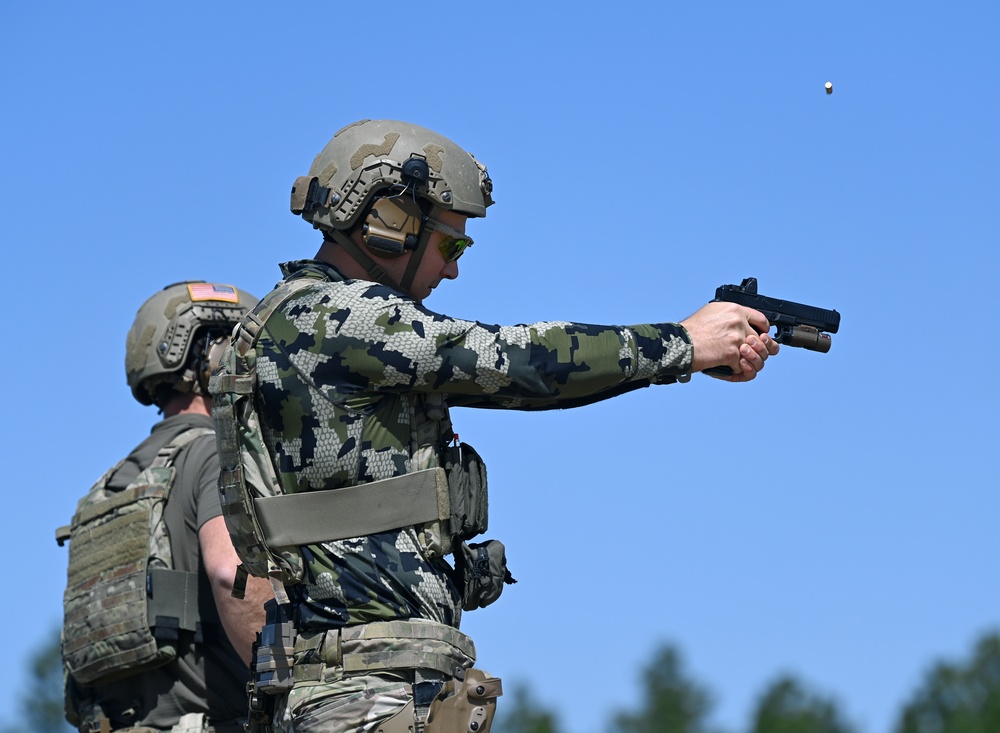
{"left": 707, "top": 277, "right": 841, "bottom": 376}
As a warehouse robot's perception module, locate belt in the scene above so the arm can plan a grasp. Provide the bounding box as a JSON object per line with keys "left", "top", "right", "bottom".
{"left": 293, "top": 619, "right": 476, "bottom": 682}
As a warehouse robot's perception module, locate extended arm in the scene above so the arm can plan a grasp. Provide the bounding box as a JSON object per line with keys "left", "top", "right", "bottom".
{"left": 263, "top": 281, "right": 697, "bottom": 409}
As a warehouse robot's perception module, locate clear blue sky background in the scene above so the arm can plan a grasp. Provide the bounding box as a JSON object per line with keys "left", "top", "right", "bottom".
{"left": 2, "top": 2, "right": 997, "bottom": 732}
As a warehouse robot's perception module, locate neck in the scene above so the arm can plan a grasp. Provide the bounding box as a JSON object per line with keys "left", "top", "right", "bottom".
{"left": 316, "top": 239, "right": 366, "bottom": 277}
{"left": 161, "top": 392, "right": 212, "bottom": 418}
{"left": 315, "top": 235, "right": 409, "bottom": 295}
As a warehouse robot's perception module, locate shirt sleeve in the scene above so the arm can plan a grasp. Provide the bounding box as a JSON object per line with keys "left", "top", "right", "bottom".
{"left": 175, "top": 432, "right": 224, "bottom": 531}
{"left": 263, "top": 280, "right": 694, "bottom": 411}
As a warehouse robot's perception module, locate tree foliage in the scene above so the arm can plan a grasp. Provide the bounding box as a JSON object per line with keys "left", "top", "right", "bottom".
{"left": 1, "top": 629, "right": 74, "bottom": 733}
{"left": 492, "top": 645, "right": 857, "bottom": 733}
{"left": 895, "top": 632, "right": 1000, "bottom": 733}
{"left": 608, "top": 644, "right": 720, "bottom": 733}
{"left": 749, "top": 675, "right": 857, "bottom": 733}
{"left": 494, "top": 683, "right": 564, "bottom": 733}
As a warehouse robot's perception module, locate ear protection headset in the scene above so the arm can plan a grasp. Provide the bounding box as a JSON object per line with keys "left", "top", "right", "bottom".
{"left": 360, "top": 156, "right": 433, "bottom": 257}
{"left": 362, "top": 195, "right": 424, "bottom": 257}
{"left": 194, "top": 333, "right": 230, "bottom": 395}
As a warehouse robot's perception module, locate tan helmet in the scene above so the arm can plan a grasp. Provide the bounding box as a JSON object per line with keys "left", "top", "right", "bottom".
{"left": 290, "top": 120, "right": 493, "bottom": 295}
{"left": 290, "top": 119, "right": 493, "bottom": 234}
{"left": 125, "top": 281, "right": 258, "bottom": 407}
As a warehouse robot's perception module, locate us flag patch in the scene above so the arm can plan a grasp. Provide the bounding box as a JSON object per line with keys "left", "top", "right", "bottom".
{"left": 188, "top": 283, "right": 240, "bottom": 303}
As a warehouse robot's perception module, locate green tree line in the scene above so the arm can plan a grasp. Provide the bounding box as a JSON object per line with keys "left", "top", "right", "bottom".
{"left": 492, "top": 632, "right": 1000, "bottom": 733}
{"left": 7, "top": 630, "right": 1000, "bottom": 732}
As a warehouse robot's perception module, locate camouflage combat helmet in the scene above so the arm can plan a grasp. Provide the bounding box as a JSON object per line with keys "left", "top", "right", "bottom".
{"left": 125, "top": 281, "right": 257, "bottom": 406}
{"left": 291, "top": 119, "right": 494, "bottom": 233}
{"left": 289, "top": 120, "right": 494, "bottom": 295}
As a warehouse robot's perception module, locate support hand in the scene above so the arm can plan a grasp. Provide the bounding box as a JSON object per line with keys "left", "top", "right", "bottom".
{"left": 680, "top": 302, "right": 780, "bottom": 382}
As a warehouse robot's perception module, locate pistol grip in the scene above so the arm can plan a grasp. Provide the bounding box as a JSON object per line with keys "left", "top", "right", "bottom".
{"left": 702, "top": 324, "right": 764, "bottom": 378}
{"left": 702, "top": 366, "right": 734, "bottom": 378}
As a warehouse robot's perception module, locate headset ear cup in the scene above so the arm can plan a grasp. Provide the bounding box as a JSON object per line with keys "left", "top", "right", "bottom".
{"left": 362, "top": 197, "right": 424, "bottom": 257}
{"left": 199, "top": 337, "right": 228, "bottom": 393}
{"left": 364, "top": 234, "right": 405, "bottom": 256}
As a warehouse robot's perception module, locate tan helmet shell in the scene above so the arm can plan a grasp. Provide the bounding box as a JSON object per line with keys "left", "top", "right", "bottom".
{"left": 291, "top": 119, "right": 494, "bottom": 233}
{"left": 125, "top": 281, "right": 258, "bottom": 406}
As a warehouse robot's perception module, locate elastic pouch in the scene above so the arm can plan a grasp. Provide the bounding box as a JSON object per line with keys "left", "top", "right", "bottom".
{"left": 441, "top": 442, "right": 489, "bottom": 540}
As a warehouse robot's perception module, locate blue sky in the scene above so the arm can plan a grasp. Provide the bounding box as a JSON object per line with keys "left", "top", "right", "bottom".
{"left": 2, "top": 2, "right": 997, "bottom": 731}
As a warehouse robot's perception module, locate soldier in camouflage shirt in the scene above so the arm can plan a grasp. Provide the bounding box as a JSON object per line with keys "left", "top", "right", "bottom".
{"left": 236, "top": 120, "right": 778, "bottom": 732}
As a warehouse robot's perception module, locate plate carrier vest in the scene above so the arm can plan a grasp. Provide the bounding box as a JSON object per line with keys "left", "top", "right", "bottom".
{"left": 57, "top": 427, "right": 212, "bottom": 689}
{"left": 208, "top": 268, "right": 506, "bottom": 607}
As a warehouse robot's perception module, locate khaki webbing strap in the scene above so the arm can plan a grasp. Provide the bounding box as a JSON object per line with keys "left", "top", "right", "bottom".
{"left": 234, "top": 276, "right": 318, "bottom": 357}
{"left": 148, "top": 427, "right": 214, "bottom": 469}
{"left": 341, "top": 619, "right": 474, "bottom": 677}
{"left": 339, "top": 619, "right": 476, "bottom": 656}
{"left": 254, "top": 468, "right": 448, "bottom": 546}
{"left": 294, "top": 619, "right": 476, "bottom": 681}
{"left": 209, "top": 372, "right": 254, "bottom": 395}
{"left": 73, "top": 483, "right": 150, "bottom": 527}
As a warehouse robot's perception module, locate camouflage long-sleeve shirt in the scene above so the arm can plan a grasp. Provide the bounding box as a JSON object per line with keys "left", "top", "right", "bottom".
{"left": 255, "top": 259, "right": 693, "bottom": 631}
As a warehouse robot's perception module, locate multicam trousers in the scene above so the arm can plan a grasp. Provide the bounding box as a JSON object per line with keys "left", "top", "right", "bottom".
{"left": 273, "top": 669, "right": 503, "bottom": 733}
{"left": 274, "top": 672, "right": 417, "bottom": 733}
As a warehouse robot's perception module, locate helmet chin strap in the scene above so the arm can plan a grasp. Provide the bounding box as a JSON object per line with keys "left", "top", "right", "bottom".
{"left": 328, "top": 230, "right": 405, "bottom": 294}
{"left": 399, "top": 204, "right": 445, "bottom": 295}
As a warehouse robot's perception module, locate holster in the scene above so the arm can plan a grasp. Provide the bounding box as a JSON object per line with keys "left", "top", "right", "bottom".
{"left": 426, "top": 668, "right": 503, "bottom": 733}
